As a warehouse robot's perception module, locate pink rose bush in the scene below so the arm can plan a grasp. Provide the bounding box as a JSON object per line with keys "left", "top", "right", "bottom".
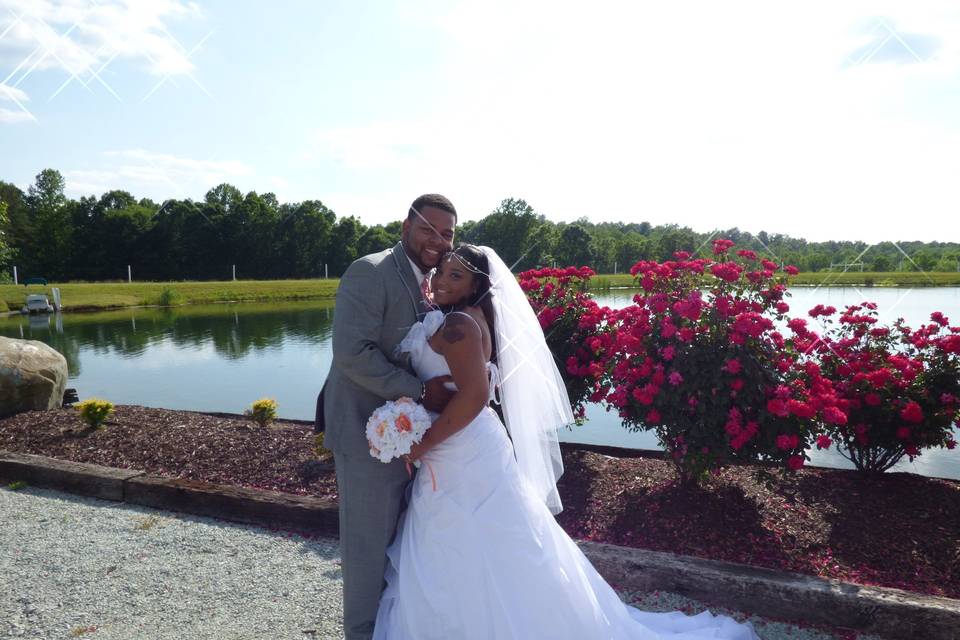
{"left": 518, "top": 266, "right": 615, "bottom": 423}
{"left": 597, "top": 240, "right": 846, "bottom": 484}
{"left": 518, "top": 240, "right": 959, "bottom": 485}
{"left": 790, "top": 302, "right": 960, "bottom": 472}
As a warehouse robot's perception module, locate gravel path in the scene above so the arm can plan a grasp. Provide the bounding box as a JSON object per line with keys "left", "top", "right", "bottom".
{"left": 1, "top": 483, "right": 883, "bottom": 640}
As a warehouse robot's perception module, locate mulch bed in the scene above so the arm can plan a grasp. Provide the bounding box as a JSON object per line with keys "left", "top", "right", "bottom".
{"left": 1, "top": 405, "right": 958, "bottom": 600}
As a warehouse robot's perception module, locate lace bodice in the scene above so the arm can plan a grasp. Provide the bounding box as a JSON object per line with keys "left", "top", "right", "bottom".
{"left": 397, "top": 309, "right": 500, "bottom": 403}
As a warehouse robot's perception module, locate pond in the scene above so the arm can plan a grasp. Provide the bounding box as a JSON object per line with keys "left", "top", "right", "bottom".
{"left": 2, "top": 286, "right": 958, "bottom": 479}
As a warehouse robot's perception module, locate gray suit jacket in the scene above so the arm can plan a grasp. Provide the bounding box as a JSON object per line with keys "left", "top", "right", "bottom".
{"left": 321, "top": 241, "right": 432, "bottom": 457}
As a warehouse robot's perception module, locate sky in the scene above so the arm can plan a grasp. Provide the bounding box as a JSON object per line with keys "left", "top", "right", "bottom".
{"left": 1, "top": 0, "right": 959, "bottom": 244}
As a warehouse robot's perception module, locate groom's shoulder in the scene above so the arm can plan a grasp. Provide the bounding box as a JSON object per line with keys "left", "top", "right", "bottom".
{"left": 344, "top": 246, "right": 397, "bottom": 279}
{"left": 358, "top": 246, "right": 394, "bottom": 267}
{"left": 354, "top": 246, "right": 395, "bottom": 271}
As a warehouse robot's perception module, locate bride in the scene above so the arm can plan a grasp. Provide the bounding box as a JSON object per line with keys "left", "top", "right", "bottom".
{"left": 373, "top": 244, "right": 760, "bottom": 640}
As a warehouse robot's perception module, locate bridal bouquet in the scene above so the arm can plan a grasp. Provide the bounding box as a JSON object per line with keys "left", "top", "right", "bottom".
{"left": 366, "top": 397, "right": 432, "bottom": 463}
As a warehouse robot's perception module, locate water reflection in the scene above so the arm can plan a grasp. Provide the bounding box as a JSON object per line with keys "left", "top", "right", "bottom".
{"left": 1, "top": 302, "right": 335, "bottom": 376}
{"left": 0, "top": 301, "right": 336, "bottom": 418}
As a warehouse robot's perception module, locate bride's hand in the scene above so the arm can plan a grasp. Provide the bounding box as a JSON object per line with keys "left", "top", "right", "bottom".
{"left": 405, "top": 440, "right": 429, "bottom": 463}
{"left": 422, "top": 375, "right": 455, "bottom": 412}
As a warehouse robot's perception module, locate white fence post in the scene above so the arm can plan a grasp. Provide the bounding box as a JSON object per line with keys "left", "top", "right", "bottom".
{"left": 127, "top": 265, "right": 132, "bottom": 283}
{"left": 12, "top": 265, "right": 17, "bottom": 285}
{"left": 232, "top": 264, "right": 236, "bottom": 281}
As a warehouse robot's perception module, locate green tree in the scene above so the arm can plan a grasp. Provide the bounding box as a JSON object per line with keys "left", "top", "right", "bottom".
{"left": 357, "top": 225, "right": 396, "bottom": 257}
{"left": 590, "top": 234, "right": 617, "bottom": 273}
{"left": 464, "top": 198, "right": 550, "bottom": 270}
{"left": 328, "top": 215, "right": 364, "bottom": 275}
{"left": 6, "top": 173, "right": 960, "bottom": 282}
{"left": 384, "top": 220, "right": 403, "bottom": 238}
{"left": 0, "top": 181, "right": 28, "bottom": 264}
{"left": 138, "top": 199, "right": 209, "bottom": 279}
{"left": 205, "top": 183, "right": 244, "bottom": 211}
{"left": 275, "top": 200, "right": 337, "bottom": 277}
{"left": 233, "top": 191, "right": 281, "bottom": 278}
{"left": 806, "top": 252, "right": 831, "bottom": 272}
{"left": 652, "top": 227, "right": 697, "bottom": 261}
{"left": 614, "top": 234, "right": 648, "bottom": 273}
{"left": 99, "top": 204, "right": 154, "bottom": 279}
{"left": 25, "top": 169, "right": 72, "bottom": 278}
{"left": 65, "top": 190, "right": 152, "bottom": 280}
{"left": 933, "top": 256, "right": 957, "bottom": 272}
{"left": 0, "top": 200, "right": 13, "bottom": 276}
{"left": 910, "top": 250, "right": 938, "bottom": 272}
{"left": 555, "top": 224, "right": 594, "bottom": 267}
{"left": 871, "top": 254, "right": 892, "bottom": 272}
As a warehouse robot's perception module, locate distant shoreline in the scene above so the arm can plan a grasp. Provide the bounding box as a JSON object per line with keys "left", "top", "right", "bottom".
{"left": 2, "top": 272, "right": 958, "bottom": 314}
{"left": 0, "top": 279, "right": 339, "bottom": 314}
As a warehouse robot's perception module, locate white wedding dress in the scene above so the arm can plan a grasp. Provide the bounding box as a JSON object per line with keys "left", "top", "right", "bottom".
{"left": 373, "top": 310, "right": 759, "bottom": 640}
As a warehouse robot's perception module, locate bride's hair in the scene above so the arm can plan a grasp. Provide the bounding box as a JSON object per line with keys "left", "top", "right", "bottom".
{"left": 440, "top": 243, "right": 497, "bottom": 363}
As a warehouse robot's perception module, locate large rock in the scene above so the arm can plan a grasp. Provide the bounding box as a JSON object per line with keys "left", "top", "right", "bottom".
{"left": 0, "top": 336, "right": 68, "bottom": 418}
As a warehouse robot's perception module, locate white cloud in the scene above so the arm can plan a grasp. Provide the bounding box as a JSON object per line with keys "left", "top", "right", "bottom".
{"left": 306, "top": 0, "right": 960, "bottom": 243}
{"left": 0, "top": 0, "right": 207, "bottom": 111}
{"left": 0, "top": 107, "right": 32, "bottom": 122}
{"left": 64, "top": 149, "right": 254, "bottom": 198}
{"left": 267, "top": 175, "right": 289, "bottom": 190}
{"left": 59, "top": 168, "right": 117, "bottom": 194}
{"left": 0, "top": 81, "right": 33, "bottom": 122}
{"left": 0, "top": 82, "right": 28, "bottom": 102}
{"left": 310, "top": 121, "right": 433, "bottom": 171}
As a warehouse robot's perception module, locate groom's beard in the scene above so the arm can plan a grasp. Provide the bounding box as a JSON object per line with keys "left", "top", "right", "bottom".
{"left": 407, "top": 246, "right": 443, "bottom": 272}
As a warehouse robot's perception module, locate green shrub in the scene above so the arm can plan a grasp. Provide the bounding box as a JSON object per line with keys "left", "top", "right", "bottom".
{"left": 75, "top": 398, "right": 115, "bottom": 429}
{"left": 314, "top": 432, "right": 331, "bottom": 458}
{"left": 245, "top": 397, "right": 278, "bottom": 428}
{"left": 0, "top": 299, "right": 8, "bottom": 313}
{"left": 157, "top": 287, "right": 180, "bottom": 306}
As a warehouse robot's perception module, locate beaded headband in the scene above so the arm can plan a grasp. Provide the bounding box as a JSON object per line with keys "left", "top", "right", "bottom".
{"left": 446, "top": 251, "right": 489, "bottom": 277}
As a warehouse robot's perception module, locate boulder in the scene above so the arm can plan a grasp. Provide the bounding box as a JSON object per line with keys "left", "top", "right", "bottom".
{"left": 0, "top": 336, "right": 68, "bottom": 418}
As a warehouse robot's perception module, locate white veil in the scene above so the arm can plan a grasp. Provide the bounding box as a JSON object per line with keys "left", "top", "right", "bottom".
{"left": 480, "top": 245, "right": 573, "bottom": 515}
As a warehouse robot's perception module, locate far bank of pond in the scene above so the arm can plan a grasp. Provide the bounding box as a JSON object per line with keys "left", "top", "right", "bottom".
{"left": 4, "top": 271, "right": 959, "bottom": 313}
{"left": 1, "top": 287, "right": 958, "bottom": 479}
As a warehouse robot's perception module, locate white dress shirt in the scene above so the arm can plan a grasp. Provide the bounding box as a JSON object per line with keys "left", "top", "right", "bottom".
{"left": 406, "top": 254, "right": 426, "bottom": 287}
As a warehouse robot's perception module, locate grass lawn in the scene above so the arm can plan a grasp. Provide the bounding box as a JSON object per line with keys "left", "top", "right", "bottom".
{"left": 1, "top": 271, "right": 957, "bottom": 313}
{"left": 0, "top": 279, "right": 340, "bottom": 312}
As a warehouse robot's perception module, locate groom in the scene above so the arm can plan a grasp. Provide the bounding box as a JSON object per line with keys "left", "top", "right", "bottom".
{"left": 322, "top": 194, "right": 458, "bottom": 640}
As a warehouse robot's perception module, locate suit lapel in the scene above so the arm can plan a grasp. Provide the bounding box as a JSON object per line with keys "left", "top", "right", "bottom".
{"left": 390, "top": 241, "right": 429, "bottom": 320}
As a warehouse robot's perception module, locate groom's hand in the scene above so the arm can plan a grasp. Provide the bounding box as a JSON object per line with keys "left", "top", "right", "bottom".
{"left": 422, "top": 375, "right": 455, "bottom": 412}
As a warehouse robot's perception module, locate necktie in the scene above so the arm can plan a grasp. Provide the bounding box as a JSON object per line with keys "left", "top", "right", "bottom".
{"left": 420, "top": 270, "right": 435, "bottom": 308}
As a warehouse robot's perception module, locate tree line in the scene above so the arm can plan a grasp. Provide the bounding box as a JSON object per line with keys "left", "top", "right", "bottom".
{"left": 1, "top": 169, "right": 958, "bottom": 282}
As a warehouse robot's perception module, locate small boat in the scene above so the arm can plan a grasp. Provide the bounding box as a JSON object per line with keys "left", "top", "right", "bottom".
{"left": 20, "top": 277, "right": 58, "bottom": 314}
{"left": 23, "top": 293, "right": 55, "bottom": 314}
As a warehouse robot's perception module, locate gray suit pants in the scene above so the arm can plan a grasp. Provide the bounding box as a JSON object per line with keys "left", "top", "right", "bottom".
{"left": 334, "top": 450, "right": 411, "bottom": 640}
